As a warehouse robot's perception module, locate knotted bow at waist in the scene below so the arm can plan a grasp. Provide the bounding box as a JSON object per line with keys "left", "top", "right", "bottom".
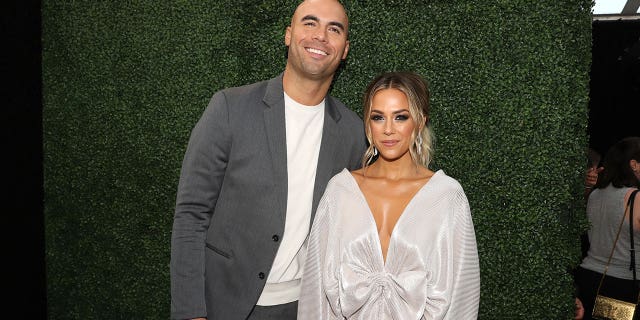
{"left": 338, "top": 265, "right": 428, "bottom": 319}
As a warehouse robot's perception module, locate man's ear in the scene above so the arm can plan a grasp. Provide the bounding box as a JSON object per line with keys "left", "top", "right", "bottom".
{"left": 342, "top": 40, "right": 350, "bottom": 60}
{"left": 285, "top": 26, "right": 292, "bottom": 46}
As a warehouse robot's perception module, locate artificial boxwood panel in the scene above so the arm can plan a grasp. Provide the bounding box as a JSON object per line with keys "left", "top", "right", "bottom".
{"left": 43, "top": 0, "right": 593, "bottom": 318}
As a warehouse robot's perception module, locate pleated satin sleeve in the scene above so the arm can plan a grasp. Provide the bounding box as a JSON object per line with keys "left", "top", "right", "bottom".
{"left": 298, "top": 169, "right": 480, "bottom": 320}
{"left": 297, "top": 169, "right": 345, "bottom": 319}
{"left": 426, "top": 178, "right": 480, "bottom": 320}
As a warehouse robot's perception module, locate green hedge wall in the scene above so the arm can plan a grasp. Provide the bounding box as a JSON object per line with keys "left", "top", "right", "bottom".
{"left": 43, "top": 0, "right": 593, "bottom": 318}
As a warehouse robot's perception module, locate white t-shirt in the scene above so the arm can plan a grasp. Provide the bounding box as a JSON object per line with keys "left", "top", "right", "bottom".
{"left": 257, "top": 92, "right": 325, "bottom": 305}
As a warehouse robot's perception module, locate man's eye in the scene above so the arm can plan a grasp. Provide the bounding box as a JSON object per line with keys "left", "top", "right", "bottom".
{"left": 304, "top": 22, "right": 316, "bottom": 27}
{"left": 329, "top": 27, "right": 341, "bottom": 34}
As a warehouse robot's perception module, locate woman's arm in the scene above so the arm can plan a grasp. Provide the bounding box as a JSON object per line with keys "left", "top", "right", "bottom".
{"left": 298, "top": 184, "right": 342, "bottom": 320}
{"left": 630, "top": 189, "right": 640, "bottom": 231}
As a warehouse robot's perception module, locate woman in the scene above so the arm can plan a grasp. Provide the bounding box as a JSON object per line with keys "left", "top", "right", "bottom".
{"left": 297, "top": 72, "right": 480, "bottom": 319}
{"left": 575, "top": 137, "right": 640, "bottom": 319}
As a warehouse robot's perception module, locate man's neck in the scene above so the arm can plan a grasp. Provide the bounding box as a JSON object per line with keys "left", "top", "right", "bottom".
{"left": 282, "top": 68, "right": 333, "bottom": 106}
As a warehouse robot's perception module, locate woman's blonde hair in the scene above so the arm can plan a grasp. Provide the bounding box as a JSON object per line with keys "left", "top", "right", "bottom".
{"left": 361, "top": 71, "right": 434, "bottom": 169}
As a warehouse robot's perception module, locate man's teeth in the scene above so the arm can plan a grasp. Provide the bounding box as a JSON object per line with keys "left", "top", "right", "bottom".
{"left": 307, "top": 48, "right": 328, "bottom": 56}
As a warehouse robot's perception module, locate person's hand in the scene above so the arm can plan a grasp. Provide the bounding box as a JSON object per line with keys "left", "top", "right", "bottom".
{"left": 585, "top": 166, "right": 603, "bottom": 188}
{"left": 574, "top": 297, "right": 584, "bottom": 320}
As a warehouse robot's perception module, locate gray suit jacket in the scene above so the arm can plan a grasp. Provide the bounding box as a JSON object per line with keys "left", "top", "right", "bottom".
{"left": 171, "top": 74, "right": 366, "bottom": 320}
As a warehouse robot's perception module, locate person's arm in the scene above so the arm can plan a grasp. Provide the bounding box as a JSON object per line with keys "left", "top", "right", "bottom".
{"left": 630, "top": 189, "right": 640, "bottom": 231}
{"left": 424, "top": 188, "right": 480, "bottom": 320}
{"left": 298, "top": 183, "right": 341, "bottom": 320}
{"left": 170, "top": 92, "right": 232, "bottom": 320}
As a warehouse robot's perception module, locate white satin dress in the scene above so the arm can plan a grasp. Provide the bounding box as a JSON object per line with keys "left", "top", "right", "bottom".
{"left": 298, "top": 169, "right": 480, "bottom": 320}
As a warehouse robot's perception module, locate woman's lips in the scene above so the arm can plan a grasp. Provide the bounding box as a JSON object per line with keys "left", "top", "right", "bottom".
{"left": 381, "top": 140, "right": 399, "bottom": 147}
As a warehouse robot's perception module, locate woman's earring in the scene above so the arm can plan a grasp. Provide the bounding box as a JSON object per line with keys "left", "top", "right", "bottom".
{"left": 373, "top": 146, "right": 378, "bottom": 156}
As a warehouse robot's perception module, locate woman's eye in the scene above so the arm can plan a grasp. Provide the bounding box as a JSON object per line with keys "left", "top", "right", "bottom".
{"left": 371, "top": 115, "right": 384, "bottom": 121}
{"left": 395, "top": 114, "right": 409, "bottom": 121}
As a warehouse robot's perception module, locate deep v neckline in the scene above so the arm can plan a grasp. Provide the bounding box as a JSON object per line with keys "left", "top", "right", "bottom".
{"left": 346, "top": 169, "right": 441, "bottom": 266}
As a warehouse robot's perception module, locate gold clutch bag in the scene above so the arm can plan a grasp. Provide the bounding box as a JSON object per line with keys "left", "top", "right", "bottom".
{"left": 592, "top": 294, "right": 636, "bottom": 320}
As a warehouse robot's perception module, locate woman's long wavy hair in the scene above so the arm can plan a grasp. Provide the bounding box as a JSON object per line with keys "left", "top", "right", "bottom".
{"left": 361, "top": 71, "right": 434, "bottom": 169}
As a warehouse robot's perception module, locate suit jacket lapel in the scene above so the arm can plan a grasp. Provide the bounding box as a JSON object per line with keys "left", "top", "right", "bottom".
{"left": 262, "top": 74, "right": 288, "bottom": 223}
{"left": 312, "top": 97, "right": 342, "bottom": 222}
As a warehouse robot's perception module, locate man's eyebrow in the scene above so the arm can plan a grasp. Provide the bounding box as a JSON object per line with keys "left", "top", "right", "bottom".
{"left": 301, "top": 14, "right": 346, "bottom": 32}
{"left": 328, "top": 21, "right": 345, "bottom": 32}
{"left": 301, "top": 15, "right": 319, "bottom": 23}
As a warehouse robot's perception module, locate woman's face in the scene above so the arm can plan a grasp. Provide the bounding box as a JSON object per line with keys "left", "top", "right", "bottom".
{"left": 369, "top": 88, "right": 416, "bottom": 163}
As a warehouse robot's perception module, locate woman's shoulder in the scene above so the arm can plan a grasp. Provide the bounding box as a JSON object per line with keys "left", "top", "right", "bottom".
{"left": 431, "top": 170, "right": 465, "bottom": 194}
{"left": 325, "top": 169, "right": 357, "bottom": 192}
{"left": 626, "top": 187, "right": 640, "bottom": 203}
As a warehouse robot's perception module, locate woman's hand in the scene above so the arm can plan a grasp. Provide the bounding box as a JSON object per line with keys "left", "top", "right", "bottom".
{"left": 574, "top": 297, "right": 584, "bottom": 320}
{"left": 585, "top": 166, "right": 603, "bottom": 188}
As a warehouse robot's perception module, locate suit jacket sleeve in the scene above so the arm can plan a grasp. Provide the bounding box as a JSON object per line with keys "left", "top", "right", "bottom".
{"left": 170, "top": 91, "right": 231, "bottom": 319}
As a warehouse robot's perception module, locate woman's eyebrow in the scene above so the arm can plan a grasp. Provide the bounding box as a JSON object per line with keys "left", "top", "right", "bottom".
{"left": 370, "top": 109, "right": 410, "bottom": 114}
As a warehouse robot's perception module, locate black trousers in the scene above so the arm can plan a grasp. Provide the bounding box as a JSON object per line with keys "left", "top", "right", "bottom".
{"left": 575, "top": 266, "right": 639, "bottom": 319}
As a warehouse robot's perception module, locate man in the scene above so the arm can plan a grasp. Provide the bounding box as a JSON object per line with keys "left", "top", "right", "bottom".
{"left": 170, "top": 1, "right": 366, "bottom": 319}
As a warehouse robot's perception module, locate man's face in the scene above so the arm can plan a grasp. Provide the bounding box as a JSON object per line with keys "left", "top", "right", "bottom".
{"left": 285, "top": 0, "right": 350, "bottom": 81}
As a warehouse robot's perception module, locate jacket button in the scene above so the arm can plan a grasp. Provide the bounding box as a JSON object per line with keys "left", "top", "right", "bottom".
{"left": 258, "top": 272, "right": 265, "bottom": 279}
{"left": 272, "top": 235, "right": 279, "bottom": 242}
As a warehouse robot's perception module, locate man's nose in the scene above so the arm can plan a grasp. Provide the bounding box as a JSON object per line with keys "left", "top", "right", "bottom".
{"left": 313, "top": 28, "right": 327, "bottom": 42}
